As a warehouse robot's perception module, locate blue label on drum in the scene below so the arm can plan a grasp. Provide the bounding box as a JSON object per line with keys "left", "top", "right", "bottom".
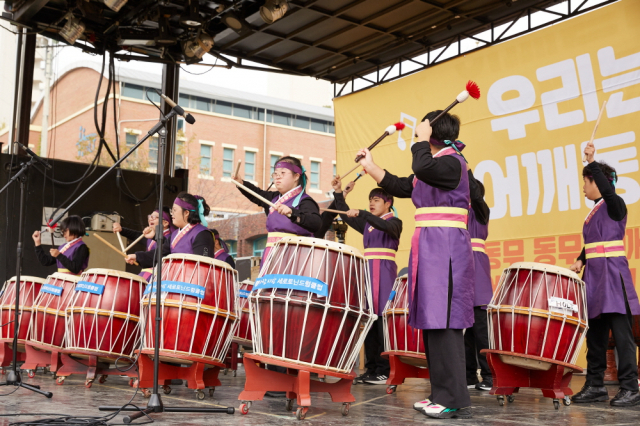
{"left": 238, "top": 289, "right": 251, "bottom": 299}
{"left": 76, "top": 281, "right": 105, "bottom": 295}
{"left": 253, "top": 274, "right": 328, "bottom": 297}
{"left": 41, "top": 284, "right": 63, "bottom": 296}
{"left": 144, "top": 281, "right": 205, "bottom": 299}
{"left": 388, "top": 290, "right": 396, "bottom": 301}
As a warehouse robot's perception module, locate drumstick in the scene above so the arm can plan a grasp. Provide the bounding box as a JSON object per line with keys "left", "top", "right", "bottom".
{"left": 583, "top": 101, "right": 607, "bottom": 162}
{"left": 320, "top": 208, "right": 348, "bottom": 214}
{"left": 340, "top": 164, "right": 361, "bottom": 181}
{"left": 124, "top": 233, "right": 145, "bottom": 252}
{"left": 93, "top": 233, "right": 138, "bottom": 265}
{"left": 116, "top": 232, "right": 126, "bottom": 252}
{"left": 229, "top": 179, "right": 291, "bottom": 218}
{"left": 234, "top": 159, "right": 242, "bottom": 179}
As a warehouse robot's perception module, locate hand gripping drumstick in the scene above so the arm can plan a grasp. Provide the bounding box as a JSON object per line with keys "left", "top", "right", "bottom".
{"left": 229, "top": 179, "right": 292, "bottom": 218}
{"left": 93, "top": 233, "right": 138, "bottom": 265}
{"left": 340, "top": 122, "right": 406, "bottom": 181}
{"left": 583, "top": 101, "right": 607, "bottom": 162}
{"left": 124, "top": 233, "right": 146, "bottom": 252}
{"left": 116, "top": 232, "right": 126, "bottom": 252}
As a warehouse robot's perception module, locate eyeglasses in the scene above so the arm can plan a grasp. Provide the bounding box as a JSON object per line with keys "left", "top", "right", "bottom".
{"left": 147, "top": 214, "right": 160, "bottom": 220}
{"left": 271, "top": 171, "right": 292, "bottom": 180}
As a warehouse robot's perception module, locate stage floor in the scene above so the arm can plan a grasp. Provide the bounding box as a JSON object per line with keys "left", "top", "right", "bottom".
{"left": 1, "top": 368, "right": 639, "bottom": 425}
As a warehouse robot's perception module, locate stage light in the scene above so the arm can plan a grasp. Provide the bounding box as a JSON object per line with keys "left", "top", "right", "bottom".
{"left": 156, "top": 13, "right": 177, "bottom": 46}
{"left": 260, "top": 0, "right": 289, "bottom": 24}
{"left": 104, "top": 0, "right": 127, "bottom": 12}
{"left": 60, "top": 14, "right": 85, "bottom": 45}
{"left": 182, "top": 32, "right": 214, "bottom": 59}
{"left": 180, "top": 0, "right": 202, "bottom": 28}
{"left": 221, "top": 11, "right": 252, "bottom": 36}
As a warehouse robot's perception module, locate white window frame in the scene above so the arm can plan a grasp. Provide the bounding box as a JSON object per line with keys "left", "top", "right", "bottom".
{"left": 198, "top": 140, "right": 215, "bottom": 179}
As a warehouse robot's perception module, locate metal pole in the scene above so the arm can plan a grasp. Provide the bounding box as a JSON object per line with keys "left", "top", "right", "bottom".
{"left": 16, "top": 33, "right": 36, "bottom": 151}
{"left": 9, "top": 27, "right": 24, "bottom": 154}
{"left": 40, "top": 39, "right": 53, "bottom": 157}
{"left": 160, "top": 64, "right": 180, "bottom": 177}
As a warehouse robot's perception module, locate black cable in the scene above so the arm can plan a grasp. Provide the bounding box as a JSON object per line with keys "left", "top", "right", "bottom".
{"left": 0, "top": 320, "right": 14, "bottom": 327}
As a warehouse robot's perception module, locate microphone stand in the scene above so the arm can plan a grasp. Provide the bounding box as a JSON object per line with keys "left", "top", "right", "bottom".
{"left": 41, "top": 106, "right": 235, "bottom": 421}
{"left": 0, "top": 155, "right": 53, "bottom": 398}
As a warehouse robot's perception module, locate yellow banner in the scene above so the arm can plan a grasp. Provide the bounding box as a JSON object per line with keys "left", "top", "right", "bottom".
{"left": 334, "top": 0, "right": 640, "bottom": 296}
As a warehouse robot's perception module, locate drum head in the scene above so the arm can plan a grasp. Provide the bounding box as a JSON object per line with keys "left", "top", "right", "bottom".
{"left": 5, "top": 276, "right": 47, "bottom": 284}
{"left": 163, "top": 253, "right": 236, "bottom": 272}
{"left": 506, "top": 262, "right": 582, "bottom": 282}
{"left": 81, "top": 268, "right": 148, "bottom": 284}
{"left": 277, "top": 236, "right": 365, "bottom": 259}
{"left": 47, "top": 272, "right": 82, "bottom": 283}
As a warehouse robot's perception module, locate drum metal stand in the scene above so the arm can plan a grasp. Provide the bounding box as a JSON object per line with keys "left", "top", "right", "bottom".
{"left": 381, "top": 351, "right": 429, "bottom": 394}
{"left": 89, "top": 106, "right": 233, "bottom": 422}
{"left": 482, "top": 349, "right": 581, "bottom": 410}
{"left": 0, "top": 156, "right": 53, "bottom": 398}
{"left": 238, "top": 353, "right": 356, "bottom": 420}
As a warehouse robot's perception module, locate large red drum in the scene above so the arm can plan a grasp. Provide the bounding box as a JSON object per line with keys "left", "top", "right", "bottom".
{"left": 0, "top": 276, "right": 45, "bottom": 347}
{"left": 232, "top": 280, "right": 253, "bottom": 346}
{"left": 382, "top": 274, "right": 426, "bottom": 367}
{"left": 28, "top": 273, "right": 80, "bottom": 350}
{"left": 487, "top": 262, "right": 588, "bottom": 365}
{"left": 250, "top": 236, "right": 376, "bottom": 374}
{"left": 141, "top": 254, "right": 238, "bottom": 365}
{"left": 65, "top": 269, "right": 145, "bottom": 359}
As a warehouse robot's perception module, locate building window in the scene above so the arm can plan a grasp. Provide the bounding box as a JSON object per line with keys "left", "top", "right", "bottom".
{"left": 149, "top": 137, "right": 158, "bottom": 170}
{"left": 253, "top": 236, "right": 267, "bottom": 257}
{"left": 234, "top": 103, "right": 252, "bottom": 119}
{"left": 146, "top": 88, "right": 160, "bottom": 103}
{"left": 200, "top": 144, "right": 212, "bottom": 175}
{"left": 294, "top": 115, "right": 310, "bottom": 130}
{"left": 125, "top": 133, "right": 138, "bottom": 149}
{"left": 215, "top": 100, "right": 232, "bottom": 115}
{"left": 223, "top": 148, "right": 234, "bottom": 177}
{"left": 179, "top": 94, "right": 190, "bottom": 107}
{"left": 177, "top": 117, "right": 185, "bottom": 132}
{"left": 270, "top": 155, "right": 279, "bottom": 173}
{"left": 226, "top": 240, "right": 237, "bottom": 257}
{"left": 196, "top": 96, "right": 210, "bottom": 112}
{"left": 175, "top": 140, "right": 185, "bottom": 169}
{"left": 273, "top": 111, "right": 291, "bottom": 126}
{"left": 310, "top": 161, "right": 320, "bottom": 189}
{"left": 122, "top": 83, "right": 144, "bottom": 99}
{"left": 245, "top": 151, "right": 256, "bottom": 181}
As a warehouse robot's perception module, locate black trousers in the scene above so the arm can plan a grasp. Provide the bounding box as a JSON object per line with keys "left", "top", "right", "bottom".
{"left": 364, "top": 318, "right": 390, "bottom": 376}
{"left": 423, "top": 329, "right": 471, "bottom": 408}
{"left": 464, "top": 306, "right": 492, "bottom": 381}
{"left": 586, "top": 311, "right": 639, "bottom": 391}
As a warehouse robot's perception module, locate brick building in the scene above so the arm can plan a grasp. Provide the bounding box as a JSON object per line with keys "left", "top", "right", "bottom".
{"left": 0, "top": 62, "right": 338, "bottom": 256}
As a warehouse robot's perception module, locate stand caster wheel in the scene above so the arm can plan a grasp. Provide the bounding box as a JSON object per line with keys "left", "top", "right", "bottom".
{"left": 141, "top": 388, "right": 151, "bottom": 398}
{"left": 128, "top": 378, "right": 135, "bottom": 387}
{"left": 296, "top": 407, "right": 308, "bottom": 420}
{"left": 28, "top": 370, "right": 35, "bottom": 378}
{"left": 196, "top": 390, "right": 205, "bottom": 400}
{"left": 98, "top": 375, "right": 107, "bottom": 384}
{"left": 223, "top": 368, "right": 228, "bottom": 375}
{"left": 56, "top": 377, "right": 65, "bottom": 385}
{"left": 240, "top": 403, "right": 249, "bottom": 415}
{"left": 563, "top": 396, "right": 571, "bottom": 406}
{"left": 352, "top": 379, "right": 358, "bottom": 385}
{"left": 507, "top": 395, "right": 515, "bottom": 403}
{"left": 85, "top": 380, "right": 94, "bottom": 388}
{"left": 386, "top": 385, "right": 396, "bottom": 394}
{"left": 319, "top": 377, "right": 325, "bottom": 382}
{"left": 1, "top": 368, "right": 5, "bottom": 375}
{"left": 232, "top": 370, "right": 237, "bottom": 377}
{"left": 44, "top": 367, "right": 50, "bottom": 374}
{"left": 497, "top": 395, "right": 504, "bottom": 406}
{"left": 553, "top": 399, "right": 560, "bottom": 410}
{"left": 341, "top": 403, "right": 350, "bottom": 416}
{"left": 163, "top": 385, "right": 171, "bottom": 395}
{"left": 285, "top": 398, "right": 294, "bottom": 411}
{"left": 208, "top": 387, "right": 215, "bottom": 397}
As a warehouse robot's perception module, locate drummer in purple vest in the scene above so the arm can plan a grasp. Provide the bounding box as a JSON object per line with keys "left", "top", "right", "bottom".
{"left": 125, "top": 192, "right": 214, "bottom": 267}
{"left": 464, "top": 175, "right": 492, "bottom": 391}
{"left": 114, "top": 206, "right": 174, "bottom": 281}
{"left": 357, "top": 111, "right": 474, "bottom": 419}
{"left": 233, "top": 156, "right": 322, "bottom": 264}
{"left": 212, "top": 229, "right": 235, "bottom": 269}
{"left": 32, "top": 215, "right": 90, "bottom": 276}
{"left": 331, "top": 178, "right": 402, "bottom": 385}
{"left": 570, "top": 141, "right": 640, "bottom": 407}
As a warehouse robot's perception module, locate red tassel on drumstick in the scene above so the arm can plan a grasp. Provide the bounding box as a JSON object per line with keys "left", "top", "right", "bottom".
{"left": 340, "top": 122, "right": 406, "bottom": 181}
{"left": 426, "top": 80, "right": 481, "bottom": 129}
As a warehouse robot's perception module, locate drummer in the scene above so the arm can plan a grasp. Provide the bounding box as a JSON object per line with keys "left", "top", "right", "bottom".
{"left": 356, "top": 113, "right": 474, "bottom": 419}
{"left": 32, "top": 215, "right": 90, "bottom": 276}
{"left": 114, "top": 206, "right": 174, "bottom": 281}
{"left": 570, "top": 142, "right": 640, "bottom": 407}
{"left": 212, "top": 229, "right": 235, "bottom": 269}
{"left": 332, "top": 178, "right": 402, "bottom": 385}
{"left": 125, "top": 192, "right": 214, "bottom": 266}
{"left": 232, "top": 156, "right": 322, "bottom": 262}
{"left": 464, "top": 174, "right": 492, "bottom": 391}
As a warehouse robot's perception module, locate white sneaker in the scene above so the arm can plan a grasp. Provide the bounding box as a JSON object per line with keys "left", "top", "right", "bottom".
{"left": 422, "top": 404, "right": 472, "bottom": 419}
{"left": 413, "top": 399, "right": 432, "bottom": 411}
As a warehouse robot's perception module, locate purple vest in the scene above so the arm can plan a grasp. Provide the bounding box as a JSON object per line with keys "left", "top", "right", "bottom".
{"left": 582, "top": 200, "right": 640, "bottom": 318}
{"left": 364, "top": 213, "right": 399, "bottom": 315}
{"left": 408, "top": 150, "right": 475, "bottom": 330}
{"left": 57, "top": 239, "right": 89, "bottom": 275}
{"left": 214, "top": 249, "right": 234, "bottom": 267}
{"left": 140, "top": 228, "right": 172, "bottom": 282}
{"left": 468, "top": 208, "right": 493, "bottom": 308}
{"left": 170, "top": 224, "right": 211, "bottom": 256}
{"left": 261, "top": 190, "right": 314, "bottom": 264}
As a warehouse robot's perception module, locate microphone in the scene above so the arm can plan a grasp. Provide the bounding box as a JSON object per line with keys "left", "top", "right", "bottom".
{"left": 154, "top": 89, "right": 196, "bottom": 124}
{"left": 14, "top": 142, "right": 52, "bottom": 169}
